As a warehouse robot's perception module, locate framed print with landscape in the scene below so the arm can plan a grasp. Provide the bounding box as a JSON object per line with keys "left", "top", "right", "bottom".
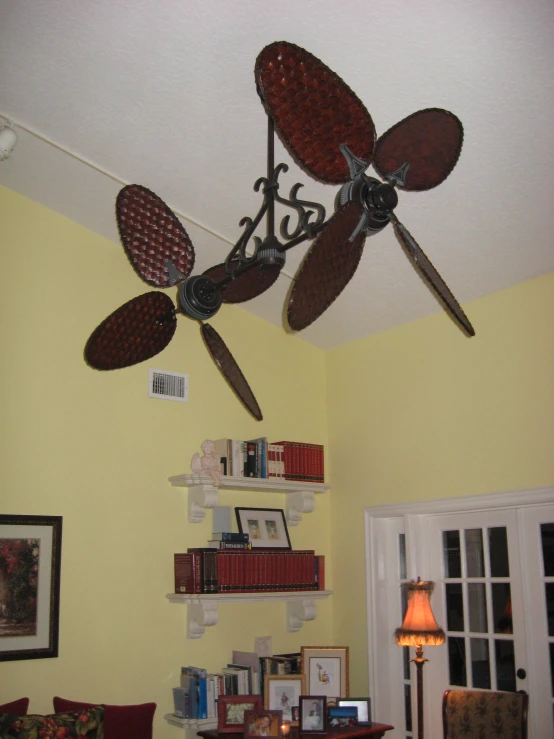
{"left": 301, "top": 646, "right": 349, "bottom": 698}
{"left": 243, "top": 709, "right": 282, "bottom": 738}
{"left": 235, "top": 508, "right": 291, "bottom": 549}
{"left": 218, "top": 695, "right": 263, "bottom": 732}
{"left": 299, "top": 695, "right": 327, "bottom": 734}
{"left": 264, "top": 674, "right": 306, "bottom": 724}
{"left": 0, "top": 514, "right": 62, "bottom": 661}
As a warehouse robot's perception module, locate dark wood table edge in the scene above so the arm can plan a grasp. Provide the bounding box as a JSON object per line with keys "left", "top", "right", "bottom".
{"left": 198, "top": 723, "right": 394, "bottom": 739}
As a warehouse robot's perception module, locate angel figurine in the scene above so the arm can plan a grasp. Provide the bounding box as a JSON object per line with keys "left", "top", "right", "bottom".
{"left": 190, "top": 439, "right": 221, "bottom": 486}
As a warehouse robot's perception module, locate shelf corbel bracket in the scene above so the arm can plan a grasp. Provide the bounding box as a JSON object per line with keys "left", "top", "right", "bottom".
{"left": 285, "top": 490, "right": 316, "bottom": 526}
{"left": 187, "top": 482, "right": 220, "bottom": 523}
{"left": 286, "top": 598, "right": 318, "bottom": 632}
{"left": 187, "top": 602, "right": 219, "bottom": 639}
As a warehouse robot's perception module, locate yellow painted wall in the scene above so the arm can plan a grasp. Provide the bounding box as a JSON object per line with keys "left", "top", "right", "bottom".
{"left": 0, "top": 186, "right": 331, "bottom": 736}
{"left": 326, "top": 271, "right": 554, "bottom": 697}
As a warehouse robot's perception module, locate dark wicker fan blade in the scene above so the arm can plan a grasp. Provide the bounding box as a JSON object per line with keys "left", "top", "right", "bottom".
{"left": 373, "top": 109, "right": 463, "bottom": 191}
{"left": 116, "top": 185, "right": 195, "bottom": 287}
{"left": 391, "top": 215, "right": 475, "bottom": 336}
{"left": 201, "top": 323, "right": 263, "bottom": 421}
{"left": 255, "top": 41, "right": 376, "bottom": 184}
{"left": 287, "top": 202, "right": 366, "bottom": 331}
{"left": 85, "top": 292, "right": 177, "bottom": 370}
{"left": 203, "top": 261, "right": 281, "bottom": 303}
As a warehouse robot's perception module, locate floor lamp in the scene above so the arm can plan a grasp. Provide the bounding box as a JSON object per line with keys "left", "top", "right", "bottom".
{"left": 395, "top": 578, "right": 445, "bottom": 739}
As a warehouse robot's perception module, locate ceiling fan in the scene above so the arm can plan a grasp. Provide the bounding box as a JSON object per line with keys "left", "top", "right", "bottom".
{"left": 85, "top": 40, "right": 474, "bottom": 421}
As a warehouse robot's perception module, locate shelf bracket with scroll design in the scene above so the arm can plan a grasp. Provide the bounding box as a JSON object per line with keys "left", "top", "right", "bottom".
{"left": 167, "top": 591, "right": 332, "bottom": 640}
{"left": 285, "top": 490, "right": 316, "bottom": 526}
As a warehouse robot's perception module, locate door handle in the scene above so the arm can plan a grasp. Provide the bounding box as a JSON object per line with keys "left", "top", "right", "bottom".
{"left": 516, "top": 668, "right": 526, "bottom": 679}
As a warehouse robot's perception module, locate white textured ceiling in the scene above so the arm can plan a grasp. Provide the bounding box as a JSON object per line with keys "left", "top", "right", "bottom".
{"left": 1, "top": 0, "right": 553, "bottom": 350}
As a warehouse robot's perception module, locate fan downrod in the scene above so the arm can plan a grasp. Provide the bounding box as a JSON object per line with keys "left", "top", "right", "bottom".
{"left": 178, "top": 275, "right": 222, "bottom": 321}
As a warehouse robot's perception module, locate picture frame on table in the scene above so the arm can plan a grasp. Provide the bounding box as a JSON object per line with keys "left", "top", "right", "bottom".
{"left": 264, "top": 673, "right": 306, "bottom": 725}
{"left": 328, "top": 706, "right": 358, "bottom": 728}
{"left": 337, "top": 697, "right": 372, "bottom": 725}
{"left": 218, "top": 695, "right": 263, "bottom": 732}
{"left": 243, "top": 709, "right": 282, "bottom": 738}
{"left": 299, "top": 695, "right": 327, "bottom": 734}
{"left": 0, "top": 514, "right": 62, "bottom": 661}
{"left": 301, "top": 646, "right": 349, "bottom": 698}
{"left": 235, "top": 507, "right": 291, "bottom": 549}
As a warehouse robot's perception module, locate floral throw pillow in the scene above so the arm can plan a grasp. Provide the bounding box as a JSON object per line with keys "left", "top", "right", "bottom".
{"left": 0, "top": 706, "right": 104, "bottom": 739}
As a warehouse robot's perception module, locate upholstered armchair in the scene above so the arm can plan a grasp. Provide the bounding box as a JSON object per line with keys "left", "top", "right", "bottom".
{"left": 442, "top": 689, "right": 528, "bottom": 739}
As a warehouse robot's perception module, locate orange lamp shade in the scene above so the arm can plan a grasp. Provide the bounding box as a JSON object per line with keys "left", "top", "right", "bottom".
{"left": 395, "top": 578, "right": 445, "bottom": 647}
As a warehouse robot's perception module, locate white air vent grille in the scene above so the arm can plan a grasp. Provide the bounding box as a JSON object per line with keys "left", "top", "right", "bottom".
{"left": 148, "top": 369, "right": 188, "bottom": 402}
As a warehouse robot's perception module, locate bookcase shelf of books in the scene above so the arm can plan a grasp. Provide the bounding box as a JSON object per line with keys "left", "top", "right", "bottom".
{"left": 166, "top": 589, "right": 332, "bottom": 640}
{"left": 168, "top": 473, "right": 330, "bottom": 525}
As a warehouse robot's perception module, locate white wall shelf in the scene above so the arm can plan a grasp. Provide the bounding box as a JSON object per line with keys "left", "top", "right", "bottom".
{"left": 168, "top": 473, "right": 329, "bottom": 526}
{"left": 166, "top": 590, "right": 332, "bottom": 639}
{"left": 164, "top": 714, "right": 217, "bottom": 732}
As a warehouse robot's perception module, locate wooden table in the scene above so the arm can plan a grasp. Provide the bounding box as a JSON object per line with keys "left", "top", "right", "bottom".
{"left": 198, "top": 723, "right": 394, "bottom": 739}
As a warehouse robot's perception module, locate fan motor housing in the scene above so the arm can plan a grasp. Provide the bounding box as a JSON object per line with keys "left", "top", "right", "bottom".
{"left": 178, "top": 275, "right": 222, "bottom": 321}
{"left": 338, "top": 175, "right": 397, "bottom": 235}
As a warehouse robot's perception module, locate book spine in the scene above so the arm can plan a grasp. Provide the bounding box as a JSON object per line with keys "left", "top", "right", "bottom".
{"left": 174, "top": 553, "right": 201, "bottom": 594}
{"left": 245, "top": 441, "right": 257, "bottom": 477}
{"left": 315, "top": 555, "right": 325, "bottom": 590}
{"left": 212, "top": 532, "right": 249, "bottom": 542}
{"left": 197, "top": 677, "right": 208, "bottom": 719}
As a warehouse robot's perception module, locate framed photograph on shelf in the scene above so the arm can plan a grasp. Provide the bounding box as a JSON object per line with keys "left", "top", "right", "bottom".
{"left": 337, "top": 697, "right": 372, "bottom": 725}
{"left": 264, "top": 674, "right": 306, "bottom": 724}
{"left": 301, "top": 646, "right": 349, "bottom": 698}
{"left": 218, "top": 695, "right": 263, "bottom": 733}
{"left": 328, "top": 706, "right": 358, "bottom": 728}
{"left": 299, "top": 696, "right": 327, "bottom": 734}
{"left": 0, "top": 514, "right": 62, "bottom": 661}
{"left": 235, "top": 507, "right": 291, "bottom": 549}
{"left": 243, "top": 709, "right": 282, "bottom": 738}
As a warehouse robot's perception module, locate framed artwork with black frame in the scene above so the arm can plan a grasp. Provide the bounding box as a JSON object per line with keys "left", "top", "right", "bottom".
{"left": 337, "top": 697, "right": 372, "bottom": 724}
{"left": 235, "top": 507, "right": 291, "bottom": 549}
{"left": 0, "top": 514, "right": 62, "bottom": 661}
{"left": 299, "top": 695, "right": 327, "bottom": 734}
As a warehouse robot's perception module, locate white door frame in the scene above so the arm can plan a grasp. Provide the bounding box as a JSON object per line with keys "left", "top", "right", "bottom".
{"left": 365, "top": 486, "right": 554, "bottom": 739}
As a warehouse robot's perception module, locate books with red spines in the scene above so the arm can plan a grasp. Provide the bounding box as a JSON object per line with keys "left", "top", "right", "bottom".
{"left": 187, "top": 548, "right": 217, "bottom": 593}
{"left": 229, "top": 550, "right": 246, "bottom": 592}
{"left": 174, "top": 552, "right": 202, "bottom": 594}
{"left": 315, "top": 555, "right": 325, "bottom": 590}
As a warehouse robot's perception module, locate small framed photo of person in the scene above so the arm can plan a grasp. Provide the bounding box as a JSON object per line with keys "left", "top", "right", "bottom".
{"left": 243, "top": 710, "right": 283, "bottom": 738}
{"left": 299, "top": 696, "right": 327, "bottom": 734}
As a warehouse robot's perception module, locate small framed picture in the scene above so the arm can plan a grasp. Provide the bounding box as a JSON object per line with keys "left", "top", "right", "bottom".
{"left": 264, "top": 674, "right": 305, "bottom": 725}
{"left": 337, "top": 697, "right": 372, "bottom": 725}
{"left": 243, "top": 709, "right": 282, "bottom": 738}
{"left": 301, "top": 646, "right": 349, "bottom": 697}
{"left": 235, "top": 507, "right": 291, "bottom": 549}
{"left": 299, "top": 696, "right": 327, "bottom": 734}
{"left": 218, "top": 695, "right": 263, "bottom": 733}
{"left": 328, "top": 706, "right": 358, "bottom": 728}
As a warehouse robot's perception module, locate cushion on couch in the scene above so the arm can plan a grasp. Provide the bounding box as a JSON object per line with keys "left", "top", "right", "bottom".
{"left": 0, "top": 699, "right": 30, "bottom": 715}
{"left": 53, "top": 697, "right": 156, "bottom": 739}
{"left": 0, "top": 705, "right": 104, "bottom": 739}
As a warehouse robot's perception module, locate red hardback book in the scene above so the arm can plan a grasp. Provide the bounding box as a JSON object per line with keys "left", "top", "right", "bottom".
{"left": 174, "top": 552, "right": 202, "bottom": 594}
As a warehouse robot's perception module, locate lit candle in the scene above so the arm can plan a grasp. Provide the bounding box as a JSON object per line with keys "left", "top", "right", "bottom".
{"left": 281, "top": 720, "right": 291, "bottom": 736}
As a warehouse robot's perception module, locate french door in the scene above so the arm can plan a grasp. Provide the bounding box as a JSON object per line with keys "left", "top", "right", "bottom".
{"left": 366, "top": 490, "right": 554, "bottom": 739}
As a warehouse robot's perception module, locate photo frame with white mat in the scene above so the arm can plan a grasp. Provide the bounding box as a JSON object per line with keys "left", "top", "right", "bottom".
{"left": 301, "top": 646, "right": 349, "bottom": 698}
{"left": 264, "top": 674, "right": 306, "bottom": 725}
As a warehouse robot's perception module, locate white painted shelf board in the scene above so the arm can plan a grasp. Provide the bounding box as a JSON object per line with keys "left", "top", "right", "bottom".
{"left": 169, "top": 473, "right": 329, "bottom": 494}
{"left": 164, "top": 714, "right": 217, "bottom": 730}
{"left": 166, "top": 590, "right": 332, "bottom": 604}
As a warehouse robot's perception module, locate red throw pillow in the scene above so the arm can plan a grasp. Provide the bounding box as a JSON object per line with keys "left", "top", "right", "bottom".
{"left": 53, "top": 697, "right": 156, "bottom": 739}
{"left": 0, "top": 698, "right": 30, "bottom": 715}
